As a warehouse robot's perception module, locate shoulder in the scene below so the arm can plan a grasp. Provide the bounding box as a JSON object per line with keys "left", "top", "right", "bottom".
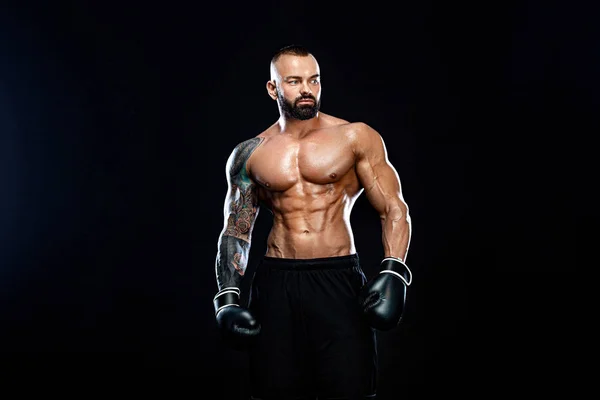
{"left": 339, "top": 122, "right": 385, "bottom": 155}
{"left": 226, "top": 134, "right": 266, "bottom": 176}
{"left": 231, "top": 136, "right": 265, "bottom": 155}
{"left": 317, "top": 113, "right": 378, "bottom": 138}
{"left": 228, "top": 124, "right": 276, "bottom": 158}
{"left": 348, "top": 121, "right": 381, "bottom": 138}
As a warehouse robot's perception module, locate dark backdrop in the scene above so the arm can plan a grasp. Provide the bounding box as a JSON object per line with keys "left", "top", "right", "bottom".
{"left": 0, "top": 0, "right": 593, "bottom": 396}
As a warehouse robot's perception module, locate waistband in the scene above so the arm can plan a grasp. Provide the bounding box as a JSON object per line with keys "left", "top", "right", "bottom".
{"left": 261, "top": 253, "right": 360, "bottom": 270}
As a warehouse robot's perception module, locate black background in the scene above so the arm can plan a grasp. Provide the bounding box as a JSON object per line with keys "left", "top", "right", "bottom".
{"left": 0, "top": 0, "right": 594, "bottom": 396}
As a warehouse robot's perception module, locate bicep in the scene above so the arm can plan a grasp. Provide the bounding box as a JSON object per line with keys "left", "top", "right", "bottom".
{"left": 222, "top": 174, "right": 260, "bottom": 241}
{"left": 221, "top": 143, "right": 262, "bottom": 242}
{"left": 355, "top": 129, "right": 406, "bottom": 217}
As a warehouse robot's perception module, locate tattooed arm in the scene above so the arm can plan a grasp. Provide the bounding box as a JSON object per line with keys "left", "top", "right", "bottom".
{"left": 215, "top": 137, "right": 263, "bottom": 292}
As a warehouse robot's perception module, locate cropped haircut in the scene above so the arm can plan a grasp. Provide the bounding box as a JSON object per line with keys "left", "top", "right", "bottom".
{"left": 271, "top": 44, "right": 312, "bottom": 65}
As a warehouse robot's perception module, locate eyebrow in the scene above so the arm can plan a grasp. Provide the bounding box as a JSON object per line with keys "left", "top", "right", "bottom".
{"left": 284, "top": 74, "right": 320, "bottom": 80}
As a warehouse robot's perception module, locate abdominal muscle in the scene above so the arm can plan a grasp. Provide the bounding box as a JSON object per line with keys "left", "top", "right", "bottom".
{"left": 263, "top": 191, "right": 357, "bottom": 259}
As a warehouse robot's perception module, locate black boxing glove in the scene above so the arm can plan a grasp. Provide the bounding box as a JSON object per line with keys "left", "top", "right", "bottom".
{"left": 213, "top": 287, "right": 261, "bottom": 349}
{"left": 358, "top": 257, "right": 412, "bottom": 331}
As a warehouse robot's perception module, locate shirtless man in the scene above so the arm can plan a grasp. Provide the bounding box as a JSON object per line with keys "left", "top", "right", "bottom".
{"left": 213, "top": 45, "right": 412, "bottom": 400}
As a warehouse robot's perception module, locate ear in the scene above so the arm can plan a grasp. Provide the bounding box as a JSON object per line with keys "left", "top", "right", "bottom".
{"left": 266, "top": 80, "right": 278, "bottom": 100}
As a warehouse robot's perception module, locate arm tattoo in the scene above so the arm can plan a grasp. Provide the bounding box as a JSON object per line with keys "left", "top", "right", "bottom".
{"left": 215, "top": 236, "right": 251, "bottom": 289}
{"left": 215, "top": 137, "right": 263, "bottom": 291}
{"left": 224, "top": 183, "right": 257, "bottom": 237}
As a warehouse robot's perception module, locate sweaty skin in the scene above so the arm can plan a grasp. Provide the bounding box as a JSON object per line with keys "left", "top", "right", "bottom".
{"left": 215, "top": 52, "right": 411, "bottom": 291}
{"left": 249, "top": 116, "right": 410, "bottom": 259}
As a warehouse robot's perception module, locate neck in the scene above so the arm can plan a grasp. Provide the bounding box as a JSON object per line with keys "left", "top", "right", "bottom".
{"left": 277, "top": 113, "right": 320, "bottom": 137}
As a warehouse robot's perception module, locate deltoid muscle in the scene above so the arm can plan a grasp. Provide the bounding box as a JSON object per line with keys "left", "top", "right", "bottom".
{"left": 215, "top": 138, "right": 263, "bottom": 291}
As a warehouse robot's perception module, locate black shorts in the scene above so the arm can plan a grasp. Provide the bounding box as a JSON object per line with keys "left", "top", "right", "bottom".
{"left": 247, "top": 254, "right": 377, "bottom": 400}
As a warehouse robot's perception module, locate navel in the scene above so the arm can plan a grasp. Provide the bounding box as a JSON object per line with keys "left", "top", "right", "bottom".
{"left": 302, "top": 230, "right": 310, "bottom": 234}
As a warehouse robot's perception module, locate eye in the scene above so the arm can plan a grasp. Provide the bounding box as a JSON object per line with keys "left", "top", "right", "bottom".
{"left": 288, "top": 80, "right": 298, "bottom": 84}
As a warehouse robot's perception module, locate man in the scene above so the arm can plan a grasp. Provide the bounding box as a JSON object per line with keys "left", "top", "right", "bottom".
{"left": 213, "top": 45, "right": 412, "bottom": 400}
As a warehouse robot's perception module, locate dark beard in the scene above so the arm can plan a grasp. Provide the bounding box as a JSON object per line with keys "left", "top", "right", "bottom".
{"left": 278, "top": 92, "right": 320, "bottom": 120}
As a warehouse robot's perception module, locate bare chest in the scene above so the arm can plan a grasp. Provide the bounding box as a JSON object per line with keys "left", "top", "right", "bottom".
{"left": 248, "top": 134, "right": 356, "bottom": 191}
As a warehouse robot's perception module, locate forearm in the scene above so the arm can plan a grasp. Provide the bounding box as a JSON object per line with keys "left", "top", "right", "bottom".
{"left": 215, "top": 234, "right": 251, "bottom": 291}
{"left": 381, "top": 203, "right": 411, "bottom": 262}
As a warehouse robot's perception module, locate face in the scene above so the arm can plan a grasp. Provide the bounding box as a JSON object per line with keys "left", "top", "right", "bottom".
{"left": 267, "top": 54, "right": 321, "bottom": 120}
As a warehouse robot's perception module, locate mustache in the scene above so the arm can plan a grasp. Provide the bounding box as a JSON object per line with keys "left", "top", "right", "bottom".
{"left": 296, "top": 95, "right": 316, "bottom": 103}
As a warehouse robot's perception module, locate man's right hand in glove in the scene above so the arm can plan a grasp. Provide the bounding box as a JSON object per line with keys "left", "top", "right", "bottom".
{"left": 213, "top": 287, "right": 261, "bottom": 350}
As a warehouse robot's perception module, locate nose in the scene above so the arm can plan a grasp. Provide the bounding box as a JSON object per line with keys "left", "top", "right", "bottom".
{"left": 300, "top": 82, "right": 312, "bottom": 96}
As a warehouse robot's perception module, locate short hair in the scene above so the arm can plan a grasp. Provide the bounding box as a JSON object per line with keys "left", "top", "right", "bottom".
{"left": 271, "top": 44, "right": 312, "bottom": 65}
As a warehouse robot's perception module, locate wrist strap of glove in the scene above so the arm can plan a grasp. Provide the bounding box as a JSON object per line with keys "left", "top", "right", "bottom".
{"left": 213, "top": 287, "right": 241, "bottom": 315}
{"left": 380, "top": 257, "right": 412, "bottom": 286}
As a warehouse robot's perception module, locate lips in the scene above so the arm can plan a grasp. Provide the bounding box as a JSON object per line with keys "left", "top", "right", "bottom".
{"left": 297, "top": 99, "right": 314, "bottom": 104}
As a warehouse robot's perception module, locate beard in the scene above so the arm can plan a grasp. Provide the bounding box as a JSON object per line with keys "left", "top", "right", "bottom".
{"left": 278, "top": 91, "right": 320, "bottom": 120}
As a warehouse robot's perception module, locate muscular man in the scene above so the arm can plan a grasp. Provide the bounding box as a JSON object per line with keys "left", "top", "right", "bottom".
{"left": 213, "top": 45, "right": 412, "bottom": 400}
